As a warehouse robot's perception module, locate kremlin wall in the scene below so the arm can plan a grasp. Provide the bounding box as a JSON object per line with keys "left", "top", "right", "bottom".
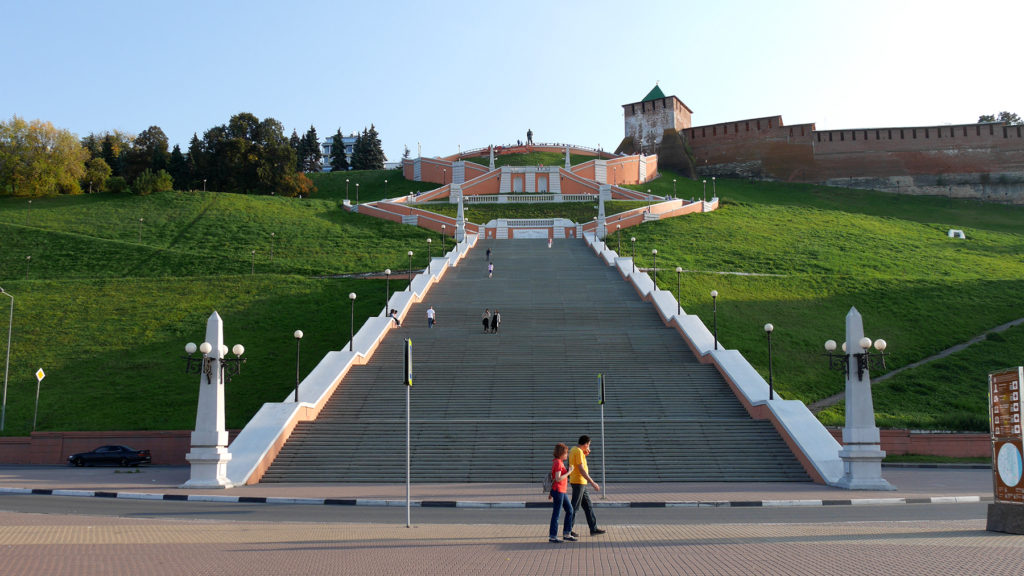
{"left": 623, "top": 85, "right": 1024, "bottom": 203}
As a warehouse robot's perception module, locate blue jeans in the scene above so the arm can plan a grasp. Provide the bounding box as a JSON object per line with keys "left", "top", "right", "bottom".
{"left": 549, "top": 490, "right": 574, "bottom": 539}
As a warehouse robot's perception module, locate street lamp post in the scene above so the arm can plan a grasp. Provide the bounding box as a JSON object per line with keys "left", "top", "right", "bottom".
{"left": 346, "top": 179, "right": 350, "bottom": 201}
{"left": 384, "top": 179, "right": 388, "bottom": 197}
{"left": 764, "top": 323, "right": 774, "bottom": 400}
{"left": 675, "top": 267, "right": 682, "bottom": 314}
{"left": 355, "top": 183, "right": 359, "bottom": 204}
{"left": 0, "top": 287, "right": 12, "bottom": 431}
{"left": 426, "top": 238, "right": 432, "bottom": 273}
{"left": 711, "top": 176, "right": 716, "bottom": 199}
{"left": 293, "top": 330, "right": 303, "bottom": 402}
{"left": 270, "top": 232, "right": 275, "bottom": 262}
{"left": 630, "top": 237, "right": 636, "bottom": 272}
{"left": 442, "top": 168, "right": 447, "bottom": 186}
{"left": 407, "top": 251, "right": 414, "bottom": 285}
{"left": 651, "top": 249, "right": 658, "bottom": 285}
{"left": 441, "top": 225, "right": 446, "bottom": 253}
{"left": 616, "top": 224, "right": 621, "bottom": 253}
{"left": 385, "top": 269, "right": 391, "bottom": 307}
{"left": 138, "top": 218, "right": 144, "bottom": 243}
{"left": 711, "top": 290, "right": 719, "bottom": 350}
{"left": 203, "top": 179, "right": 207, "bottom": 192}
{"left": 702, "top": 179, "right": 707, "bottom": 203}
{"left": 250, "top": 250, "right": 256, "bottom": 275}
{"left": 25, "top": 256, "right": 31, "bottom": 280}
{"left": 647, "top": 189, "right": 652, "bottom": 212}
{"left": 349, "top": 292, "right": 357, "bottom": 351}
{"left": 673, "top": 179, "right": 677, "bottom": 198}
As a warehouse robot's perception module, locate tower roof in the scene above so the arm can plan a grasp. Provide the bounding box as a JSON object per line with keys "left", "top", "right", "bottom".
{"left": 641, "top": 84, "right": 666, "bottom": 102}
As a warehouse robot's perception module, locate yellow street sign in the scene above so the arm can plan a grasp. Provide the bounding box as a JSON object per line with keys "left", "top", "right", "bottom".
{"left": 35, "top": 368, "right": 45, "bottom": 382}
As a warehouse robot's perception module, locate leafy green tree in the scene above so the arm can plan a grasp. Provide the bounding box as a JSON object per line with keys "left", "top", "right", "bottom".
{"left": 330, "top": 129, "right": 349, "bottom": 172}
{"left": 0, "top": 115, "right": 89, "bottom": 196}
{"left": 193, "top": 112, "right": 310, "bottom": 196}
{"left": 363, "top": 124, "right": 386, "bottom": 170}
{"left": 125, "top": 126, "right": 170, "bottom": 183}
{"left": 289, "top": 129, "right": 301, "bottom": 158}
{"left": 98, "top": 130, "right": 133, "bottom": 177}
{"left": 83, "top": 157, "right": 112, "bottom": 193}
{"left": 349, "top": 130, "right": 366, "bottom": 170}
{"left": 133, "top": 168, "right": 174, "bottom": 195}
{"left": 978, "top": 111, "right": 1022, "bottom": 125}
{"left": 105, "top": 176, "right": 129, "bottom": 194}
{"left": 300, "top": 125, "right": 322, "bottom": 172}
{"left": 167, "top": 144, "right": 188, "bottom": 190}
{"left": 187, "top": 134, "right": 204, "bottom": 189}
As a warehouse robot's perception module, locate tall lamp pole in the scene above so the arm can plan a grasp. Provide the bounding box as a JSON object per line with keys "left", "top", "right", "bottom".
{"left": 349, "top": 293, "right": 357, "bottom": 351}
{"left": 616, "top": 225, "right": 621, "bottom": 253}
{"left": 293, "top": 330, "right": 303, "bottom": 402}
{"left": 702, "top": 179, "right": 707, "bottom": 203}
{"left": 0, "top": 288, "right": 12, "bottom": 431}
{"left": 384, "top": 179, "right": 388, "bottom": 197}
{"left": 441, "top": 225, "right": 446, "bottom": 253}
{"left": 385, "top": 269, "right": 391, "bottom": 308}
{"left": 407, "top": 251, "right": 414, "bottom": 285}
{"left": 346, "top": 179, "right": 350, "bottom": 201}
{"left": 764, "top": 323, "right": 775, "bottom": 400}
{"left": 711, "top": 176, "right": 716, "bottom": 198}
{"left": 426, "top": 238, "right": 432, "bottom": 273}
{"left": 651, "top": 249, "right": 658, "bottom": 285}
{"left": 270, "top": 232, "right": 275, "bottom": 262}
{"left": 675, "top": 267, "right": 682, "bottom": 315}
{"left": 355, "top": 183, "right": 359, "bottom": 205}
{"left": 711, "top": 290, "right": 719, "bottom": 350}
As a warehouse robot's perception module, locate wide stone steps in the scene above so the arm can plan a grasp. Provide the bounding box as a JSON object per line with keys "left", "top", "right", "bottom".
{"left": 261, "top": 239, "right": 809, "bottom": 484}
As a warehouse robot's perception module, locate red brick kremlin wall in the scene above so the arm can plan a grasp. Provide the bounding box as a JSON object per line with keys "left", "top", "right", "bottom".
{"left": 686, "top": 117, "right": 1024, "bottom": 203}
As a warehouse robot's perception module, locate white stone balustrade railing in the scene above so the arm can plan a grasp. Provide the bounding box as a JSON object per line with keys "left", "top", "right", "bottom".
{"left": 583, "top": 232, "right": 843, "bottom": 485}
{"left": 225, "top": 234, "right": 479, "bottom": 486}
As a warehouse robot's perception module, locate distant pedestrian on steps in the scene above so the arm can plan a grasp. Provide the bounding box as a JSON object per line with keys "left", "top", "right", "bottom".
{"left": 482, "top": 309, "right": 491, "bottom": 333}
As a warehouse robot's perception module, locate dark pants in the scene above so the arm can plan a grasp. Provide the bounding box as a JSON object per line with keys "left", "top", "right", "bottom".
{"left": 570, "top": 483, "right": 598, "bottom": 531}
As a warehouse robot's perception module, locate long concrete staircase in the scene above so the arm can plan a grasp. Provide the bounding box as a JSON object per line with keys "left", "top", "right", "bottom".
{"left": 262, "top": 239, "right": 809, "bottom": 483}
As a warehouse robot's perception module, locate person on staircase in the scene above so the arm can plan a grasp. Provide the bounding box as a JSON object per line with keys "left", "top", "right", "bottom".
{"left": 482, "top": 309, "right": 490, "bottom": 333}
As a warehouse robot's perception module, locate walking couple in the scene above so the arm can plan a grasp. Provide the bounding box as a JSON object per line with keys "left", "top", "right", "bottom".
{"left": 548, "top": 435, "right": 606, "bottom": 543}
{"left": 481, "top": 308, "right": 501, "bottom": 334}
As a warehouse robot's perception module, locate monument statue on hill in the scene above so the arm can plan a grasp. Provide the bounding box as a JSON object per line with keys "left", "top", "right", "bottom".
{"left": 526, "top": 129, "right": 533, "bottom": 145}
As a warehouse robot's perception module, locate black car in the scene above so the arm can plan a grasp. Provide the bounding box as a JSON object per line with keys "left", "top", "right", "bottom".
{"left": 67, "top": 445, "right": 152, "bottom": 467}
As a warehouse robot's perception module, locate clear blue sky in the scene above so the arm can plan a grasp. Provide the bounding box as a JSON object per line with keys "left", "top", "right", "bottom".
{"left": 2, "top": 0, "right": 1021, "bottom": 163}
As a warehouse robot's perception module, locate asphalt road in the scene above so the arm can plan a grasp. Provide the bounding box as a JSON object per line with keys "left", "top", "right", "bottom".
{"left": 0, "top": 494, "right": 989, "bottom": 525}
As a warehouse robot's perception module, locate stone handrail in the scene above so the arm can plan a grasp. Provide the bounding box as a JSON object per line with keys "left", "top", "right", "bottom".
{"left": 225, "top": 235, "right": 479, "bottom": 485}
{"left": 582, "top": 232, "right": 843, "bottom": 485}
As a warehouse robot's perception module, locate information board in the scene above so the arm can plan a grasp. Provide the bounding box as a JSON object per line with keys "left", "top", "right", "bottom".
{"left": 990, "top": 367, "right": 1024, "bottom": 504}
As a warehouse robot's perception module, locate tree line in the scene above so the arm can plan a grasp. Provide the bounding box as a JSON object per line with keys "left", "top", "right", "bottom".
{"left": 0, "top": 114, "right": 387, "bottom": 197}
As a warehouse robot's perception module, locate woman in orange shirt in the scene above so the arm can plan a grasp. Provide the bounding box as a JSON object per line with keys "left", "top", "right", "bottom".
{"left": 548, "top": 442, "right": 576, "bottom": 543}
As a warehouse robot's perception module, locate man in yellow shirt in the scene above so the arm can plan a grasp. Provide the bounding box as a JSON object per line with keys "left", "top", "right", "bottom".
{"left": 568, "top": 435, "right": 606, "bottom": 536}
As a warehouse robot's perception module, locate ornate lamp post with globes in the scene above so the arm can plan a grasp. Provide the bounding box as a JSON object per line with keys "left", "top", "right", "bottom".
{"left": 180, "top": 311, "right": 246, "bottom": 488}
{"left": 823, "top": 307, "right": 894, "bottom": 490}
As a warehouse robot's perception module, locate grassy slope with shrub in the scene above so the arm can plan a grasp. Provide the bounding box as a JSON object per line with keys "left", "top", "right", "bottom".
{"left": 0, "top": 166, "right": 1021, "bottom": 433}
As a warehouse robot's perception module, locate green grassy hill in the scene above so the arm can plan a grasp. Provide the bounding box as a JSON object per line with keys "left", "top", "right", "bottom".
{"left": 0, "top": 166, "right": 1021, "bottom": 435}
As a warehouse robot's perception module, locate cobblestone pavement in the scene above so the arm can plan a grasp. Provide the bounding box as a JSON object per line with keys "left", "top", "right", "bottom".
{"left": 0, "top": 511, "right": 1020, "bottom": 576}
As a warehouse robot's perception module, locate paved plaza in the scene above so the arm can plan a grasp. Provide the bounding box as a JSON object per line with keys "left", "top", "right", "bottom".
{"left": 1, "top": 465, "right": 1022, "bottom": 575}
